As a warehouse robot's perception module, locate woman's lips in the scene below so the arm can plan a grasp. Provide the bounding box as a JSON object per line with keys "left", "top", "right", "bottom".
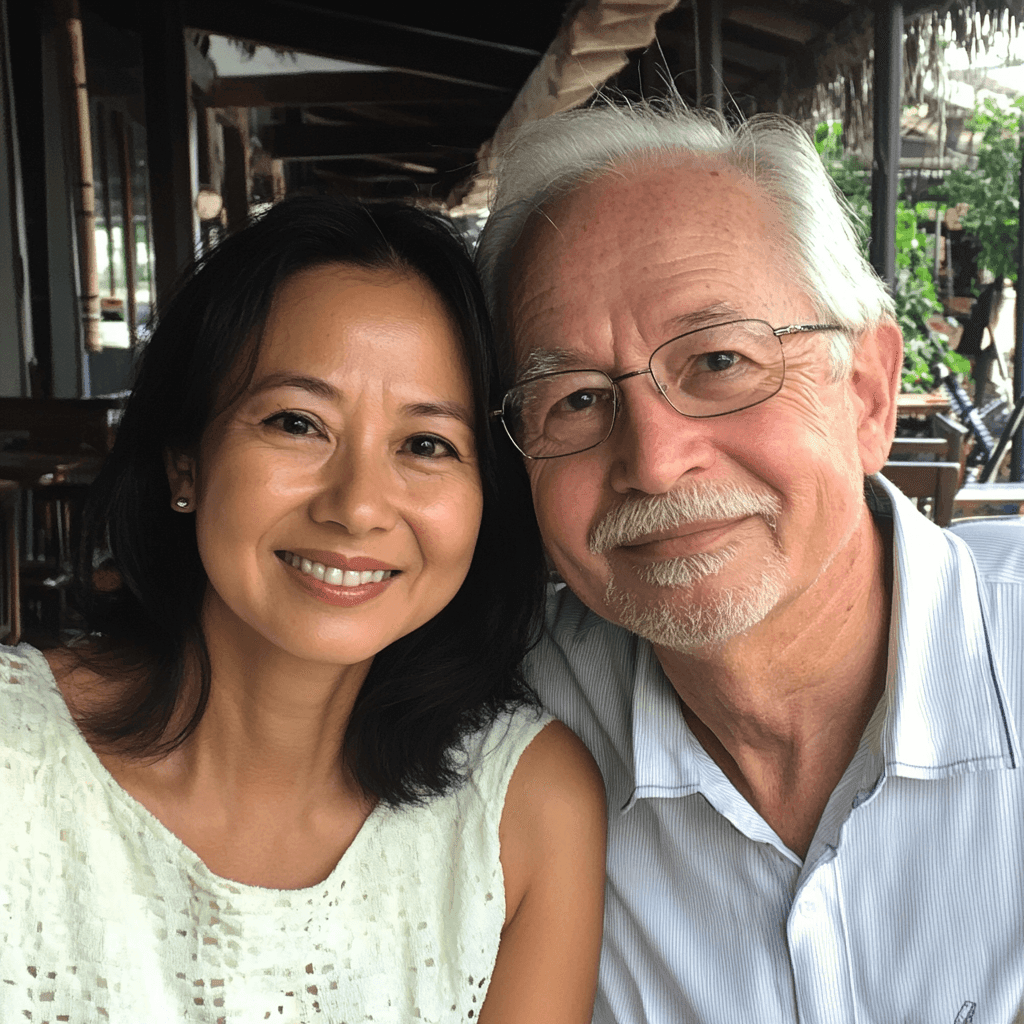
{"left": 276, "top": 550, "right": 399, "bottom": 607}
{"left": 276, "top": 550, "right": 399, "bottom": 587}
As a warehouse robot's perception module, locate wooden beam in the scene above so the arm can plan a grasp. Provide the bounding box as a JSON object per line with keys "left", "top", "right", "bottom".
{"left": 208, "top": 71, "right": 512, "bottom": 109}
{"left": 261, "top": 123, "right": 480, "bottom": 161}
{"left": 178, "top": 0, "right": 538, "bottom": 91}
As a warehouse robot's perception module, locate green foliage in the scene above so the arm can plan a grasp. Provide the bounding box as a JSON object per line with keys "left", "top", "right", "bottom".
{"left": 815, "top": 121, "right": 958, "bottom": 392}
{"left": 945, "top": 97, "right": 1024, "bottom": 283}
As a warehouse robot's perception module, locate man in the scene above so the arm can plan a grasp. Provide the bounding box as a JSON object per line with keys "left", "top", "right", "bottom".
{"left": 477, "top": 105, "right": 1024, "bottom": 1023}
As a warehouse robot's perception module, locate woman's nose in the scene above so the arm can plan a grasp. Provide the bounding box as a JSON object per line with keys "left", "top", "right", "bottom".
{"left": 309, "top": 443, "right": 399, "bottom": 535}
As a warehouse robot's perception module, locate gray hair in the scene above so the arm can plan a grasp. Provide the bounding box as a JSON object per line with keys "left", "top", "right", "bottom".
{"left": 475, "top": 100, "right": 894, "bottom": 380}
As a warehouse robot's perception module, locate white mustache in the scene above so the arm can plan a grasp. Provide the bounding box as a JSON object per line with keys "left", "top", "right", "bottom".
{"left": 588, "top": 484, "right": 782, "bottom": 555}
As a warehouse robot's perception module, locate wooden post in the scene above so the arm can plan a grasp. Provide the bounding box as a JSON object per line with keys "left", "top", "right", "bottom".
{"left": 141, "top": 0, "right": 194, "bottom": 311}
{"left": 1012, "top": 116, "right": 1024, "bottom": 481}
{"left": 6, "top": 0, "right": 53, "bottom": 396}
{"left": 112, "top": 109, "right": 137, "bottom": 347}
{"left": 869, "top": 0, "right": 902, "bottom": 295}
{"left": 95, "top": 101, "right": 115, "bottom": 297}
{"left": 54, "top": 0, "right": 100, "bottom": 353}
{"left": 693, "top": 0, "right": 723, "bottom": 112}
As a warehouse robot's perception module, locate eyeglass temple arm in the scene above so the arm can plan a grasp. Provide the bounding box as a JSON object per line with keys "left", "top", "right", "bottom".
{"left": 773, "top": 323, "right": 843, "bottom": 336}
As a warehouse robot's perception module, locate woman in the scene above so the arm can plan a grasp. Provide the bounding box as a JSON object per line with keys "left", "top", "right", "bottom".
{"left": 0, "top": 197, "right": 605, "bottom": 1022}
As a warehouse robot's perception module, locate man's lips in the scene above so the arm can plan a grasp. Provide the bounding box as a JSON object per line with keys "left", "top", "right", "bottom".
{"left": 614, "top": 517, "right": 753, "bottom": 559}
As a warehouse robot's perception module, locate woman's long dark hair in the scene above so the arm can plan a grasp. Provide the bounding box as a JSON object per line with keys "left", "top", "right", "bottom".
{"left": 73, "top": 196, "right": 546, "bottom": 806}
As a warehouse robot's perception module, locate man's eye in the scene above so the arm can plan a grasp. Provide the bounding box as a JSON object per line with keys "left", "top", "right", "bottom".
{"left": 554, "top": 388, "right": 611, "bottom": 416}
{"left": 701, "top": 351, "right": 741, "bottom": 372}
{"left": 405, "top": 434, "right": 458, "bottom": 459}
{"left": 266, "top": 411, "right": 317, "bottom": 435}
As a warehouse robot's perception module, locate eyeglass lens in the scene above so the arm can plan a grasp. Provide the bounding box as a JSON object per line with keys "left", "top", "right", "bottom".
{"left": 504, "top": 320, "right": 785, "bottom": 459}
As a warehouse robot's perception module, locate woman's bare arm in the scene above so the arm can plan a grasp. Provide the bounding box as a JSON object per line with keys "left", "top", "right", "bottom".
{"left": 480, "top": 720, "right": 607, "bottom": 1024}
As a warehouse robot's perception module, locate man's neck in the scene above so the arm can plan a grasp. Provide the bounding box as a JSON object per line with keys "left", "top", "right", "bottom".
{"left": 653, "top": 513, "right": 893, "bottom": 859}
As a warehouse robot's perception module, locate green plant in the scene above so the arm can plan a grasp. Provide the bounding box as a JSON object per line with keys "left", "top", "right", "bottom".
{"left": 815, "top": 122, "right": 965, "bottom": 392}
{"left": 945, "top": 97, "right": 1024, "bottom": 282}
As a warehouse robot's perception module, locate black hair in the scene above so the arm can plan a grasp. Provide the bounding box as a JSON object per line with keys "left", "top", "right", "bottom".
{"left": 72, "top": 195, "right": 546, "bottom": 806}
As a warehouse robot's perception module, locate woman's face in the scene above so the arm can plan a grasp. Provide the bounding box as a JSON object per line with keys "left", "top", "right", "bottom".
{"left": 170, "top": 263, "right": 483, "bottom": 671}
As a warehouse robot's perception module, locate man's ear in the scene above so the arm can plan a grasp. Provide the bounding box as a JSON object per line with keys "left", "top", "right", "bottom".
{"left": 164, "top": 448, "right": 197, "bottom": 506}
{"left": 851, "top": 318, "right": 903, "bottom": 475}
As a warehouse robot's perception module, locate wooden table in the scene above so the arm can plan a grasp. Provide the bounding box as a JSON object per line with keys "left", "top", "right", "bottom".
{"left": 0, "top": 451, "right": 103, "bottom": 486}
{"left": 896, "top": 392, "right": 952, "bottom": 416}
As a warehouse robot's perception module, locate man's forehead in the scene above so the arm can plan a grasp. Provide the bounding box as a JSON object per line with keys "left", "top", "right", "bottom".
{"left": 506, "top": 158, "right": 788, "bottom": 367}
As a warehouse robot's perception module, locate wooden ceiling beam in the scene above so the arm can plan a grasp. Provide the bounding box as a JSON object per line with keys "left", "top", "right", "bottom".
{"left": 208, "top": 71, "right": 513, "bottom": 109}
{"left": 179, "top": 0, "right": 539, "bottom": 90}
{"left": 261, "top": 123, "right": 480, "bottom": 161}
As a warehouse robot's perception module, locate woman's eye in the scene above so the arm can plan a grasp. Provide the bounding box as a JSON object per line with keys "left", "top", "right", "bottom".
{"left": 266, "top": 411, "right": 318, "bottom": 435}
{"left": 405, "top": 434, "right": 458, "bottom": 459}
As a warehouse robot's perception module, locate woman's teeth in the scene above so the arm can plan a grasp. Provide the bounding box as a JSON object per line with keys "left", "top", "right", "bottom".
{"left": 281, "top": 552, "right": 394, "bottom": 587}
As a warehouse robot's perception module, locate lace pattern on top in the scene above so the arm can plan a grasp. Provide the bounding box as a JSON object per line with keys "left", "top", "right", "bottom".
{"left": 0, "top": 643, "right": 551, "bottom": 1022}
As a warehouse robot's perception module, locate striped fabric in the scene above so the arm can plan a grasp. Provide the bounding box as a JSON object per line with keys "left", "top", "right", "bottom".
{"left": 526, "top": 476, "right": 1024, "bottom": 1024}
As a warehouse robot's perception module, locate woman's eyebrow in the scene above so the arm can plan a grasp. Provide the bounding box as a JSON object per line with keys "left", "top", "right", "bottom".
{"left": 404, "top": 401, "right": 474, "bottom": 426}
{"left": 249, "top": 372, "right": 339, "bottom": 400}
{"left": 249, "top": 374, "right": 472, "bottom": 425}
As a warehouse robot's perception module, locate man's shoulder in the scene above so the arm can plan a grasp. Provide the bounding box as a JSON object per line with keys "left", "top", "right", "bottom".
{"left": 947, "top": 516, "right": 1024, "bottom": 585}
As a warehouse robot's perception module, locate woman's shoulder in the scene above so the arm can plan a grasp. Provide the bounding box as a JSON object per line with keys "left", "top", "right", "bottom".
{"left": 0, "top": 642, "right": 66, "bottom": 721}
{"left": 462, "top": 706, "right": 605, "bottom": 837}
{"left": 0, "top": 642, "right": 89, "bottom": 779}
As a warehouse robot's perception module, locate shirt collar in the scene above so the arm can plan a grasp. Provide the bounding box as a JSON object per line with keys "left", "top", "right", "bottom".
{"left": 624, "top": 476, "right": 1020, "bottom": 812}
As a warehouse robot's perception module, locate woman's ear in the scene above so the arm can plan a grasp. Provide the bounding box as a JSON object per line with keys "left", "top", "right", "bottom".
{"left": 165, "top": 449, "right": 197, "bottom": 511}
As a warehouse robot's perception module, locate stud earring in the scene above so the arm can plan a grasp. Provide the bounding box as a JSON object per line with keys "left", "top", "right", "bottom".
{"left": 174, "top": 497, "right": 190, "bottom": 510}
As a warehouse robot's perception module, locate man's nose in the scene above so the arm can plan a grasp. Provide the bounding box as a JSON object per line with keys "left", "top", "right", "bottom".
{"left": 606, "top": 373, "right": 716, "bottom": 495}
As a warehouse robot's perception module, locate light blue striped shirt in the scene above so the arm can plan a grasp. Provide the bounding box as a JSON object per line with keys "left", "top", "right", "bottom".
{"left": 527, "top": 477, "right": 1024, "bottom": 1024}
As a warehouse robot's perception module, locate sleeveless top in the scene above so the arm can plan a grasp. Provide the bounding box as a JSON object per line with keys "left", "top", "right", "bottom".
{"left": 0, "top": 643, "right": 551, "bottom": 1022}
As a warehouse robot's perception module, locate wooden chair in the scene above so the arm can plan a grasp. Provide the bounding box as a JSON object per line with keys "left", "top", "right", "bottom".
{"left": 932, "top": 412, "right": 968, "bottom": 470}
{"left": 0, "top": 397, "right": 120, "bottom": 456}
{"left": 880, "top": 461, "right": 960, "bottom": 527}
{"left": 889, "top": 437, "right": 949, "bottom": 459}
{"left": 0, "top": 480, "right": 20, "bottom": 646}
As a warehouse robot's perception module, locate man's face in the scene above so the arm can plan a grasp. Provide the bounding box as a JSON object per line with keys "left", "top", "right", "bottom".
{"left": 508, "top": 159, "right": 894, "bottom": 652}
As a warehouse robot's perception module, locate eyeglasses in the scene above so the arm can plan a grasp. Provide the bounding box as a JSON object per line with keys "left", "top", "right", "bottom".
{"left": 494, "top": 319, "right": 844, "bottom": 460}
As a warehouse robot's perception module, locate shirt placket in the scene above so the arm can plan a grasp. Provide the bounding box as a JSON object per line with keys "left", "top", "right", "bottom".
{"left": 787, "top": 852, "right": 855, "bottom": 1024}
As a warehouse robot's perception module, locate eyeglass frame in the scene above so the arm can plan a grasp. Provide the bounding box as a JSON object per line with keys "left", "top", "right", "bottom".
{"left": 492, "top": 319, "right": 846, "bottom": 460}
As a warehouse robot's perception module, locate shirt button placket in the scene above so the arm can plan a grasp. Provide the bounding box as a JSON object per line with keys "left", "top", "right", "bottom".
{"left": 786, "top": 858, "right": 856, "bottom": 1024}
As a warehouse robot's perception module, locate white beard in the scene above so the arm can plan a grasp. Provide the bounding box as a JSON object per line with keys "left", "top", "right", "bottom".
{"left": 604, "top": 554, "right": 788, "bottom": 653}
{"left": 588, "top": 484, "right": 788, "bottom": 652}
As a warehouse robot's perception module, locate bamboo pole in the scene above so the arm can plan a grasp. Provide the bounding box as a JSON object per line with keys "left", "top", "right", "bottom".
{"left": 56, "top": 0, "right": 100, "bottom": 353}
{"left": 52, "top": 0, "right": 99, "bottom": 352}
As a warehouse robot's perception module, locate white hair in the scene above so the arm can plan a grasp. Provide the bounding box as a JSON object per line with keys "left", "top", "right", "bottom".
{"left": 476, "top": 100, "right": 895, "bottom": 379}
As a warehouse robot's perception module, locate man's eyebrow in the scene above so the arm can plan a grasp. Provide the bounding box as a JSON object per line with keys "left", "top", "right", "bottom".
{"left": 248, "top": 372, "right": 339, "bottom": 401}
{"left": 516, "top": 304, "right": 751, "bottom": 382}
{"left": 666, "top": 302, "right": 748, "bottom": 335}
{"left": 516, "top": 347, "right": 584, "bottom": 381}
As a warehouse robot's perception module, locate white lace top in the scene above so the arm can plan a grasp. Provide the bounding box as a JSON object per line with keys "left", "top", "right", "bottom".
{"left": 0, "top": 643, "right": 551, "bottom": 1023}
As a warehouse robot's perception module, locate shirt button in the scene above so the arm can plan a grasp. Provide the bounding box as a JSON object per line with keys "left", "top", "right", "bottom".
{"left": 798, "top": 895, "right": 819, "bottom": 917}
